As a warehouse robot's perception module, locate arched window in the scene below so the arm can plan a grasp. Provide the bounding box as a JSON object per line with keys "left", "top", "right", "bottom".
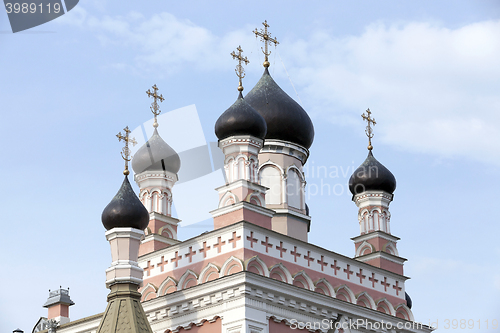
{"left": 260, "top": 166, "right": 281, "bottom": 205}
{"left": 287, "top": 169, "right": 302, "bottom": 209}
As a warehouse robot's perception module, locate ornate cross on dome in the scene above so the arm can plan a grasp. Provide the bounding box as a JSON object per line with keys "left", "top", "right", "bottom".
{"left": 146, "top": 84, "right": 165, "bottom": 128}
{"left": 231, "top": 45, "right": 250, "bottom": 92}
{"left": 116, "top": 126, "right": 137, "bottom": 175}
{"left": 362, "top": 108, "right": 376, "bottom": 150}
{"left": 253, "top": 20, "right": 279, "bottom": 68}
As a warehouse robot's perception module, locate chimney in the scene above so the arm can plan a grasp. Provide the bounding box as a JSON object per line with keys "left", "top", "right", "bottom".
{"left": 43, "top": 288, "right": 74, "bottom": 325}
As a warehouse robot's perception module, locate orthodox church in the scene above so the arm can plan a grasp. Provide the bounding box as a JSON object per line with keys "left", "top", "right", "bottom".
{"left": 33, "top": 22, "right": 432, "bottom": 333}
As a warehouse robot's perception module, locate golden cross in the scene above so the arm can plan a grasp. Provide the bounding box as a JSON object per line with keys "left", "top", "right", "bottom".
{"left": 146, "top": 84, "right": 165, "bottom": 128}
{"left": 361, "top": 108, "right": 377, "bottom": 150}
{"left": 253, "top": 20, "right": 279, "bottom": 68}
{"left": 116, "top": 126, "right": 137, "bottom": 175}
{"left": 231, "top": 45, "right": 250, "bottom": 92}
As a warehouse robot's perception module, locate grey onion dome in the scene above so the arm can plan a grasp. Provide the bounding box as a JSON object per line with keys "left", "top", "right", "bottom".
{"left": 244, "top": 68, "right": 315, "bottom": 149}
{"left": 101, "top": 176, "right": 149, "bottom": 230}
{"left": 348, "top": 151, "right": 396, "bottom": 195}
{"left": 215, "top": 91, "right": 267, "bottom": 140}
{"left": 132, "top": 128, "right": 181, "bottom": 174}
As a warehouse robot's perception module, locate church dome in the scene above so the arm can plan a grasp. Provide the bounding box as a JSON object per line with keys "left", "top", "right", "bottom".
{"left": 101, "top": 176, "right": 149, "bottom": 230}
{"left": 348, "top": 151, "right": 396, "bottom": 195}
{"left": 215, "top": 92, "right": 267, "bottom": 140}
{"left": 132, "top": 129, "right": 181, "bottom": 174}
{"left": 244, "top": 68, "right": 314, "bottom": 149}
{"left": 405, "top": 292, "right": 412, "bottom": 309}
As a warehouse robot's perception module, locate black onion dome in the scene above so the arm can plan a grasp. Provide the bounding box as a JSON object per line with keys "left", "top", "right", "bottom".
{"left": 405, "top": 292, "right": 412, "bottom": 309}
{"left": 132, "top": 128, "right": 180, "bottom": 174}
{"left": 244, "top": 68, "right": 314, "bottom": 149}
{"left": 349, "top": 151, "right": 396, "bottom": 195}
{"left": 101, "top": 176, "right": 149, "bottom": 230}
{"left": 215, "top": 92, "right": 267, "bottom": 140}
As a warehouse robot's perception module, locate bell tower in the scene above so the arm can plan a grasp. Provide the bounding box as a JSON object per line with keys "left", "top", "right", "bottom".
{"left": 132, "top": 85, "right": 182, "bottom": 256}
{"left": 349, "top": 109, "right": 406, "bottom": 275}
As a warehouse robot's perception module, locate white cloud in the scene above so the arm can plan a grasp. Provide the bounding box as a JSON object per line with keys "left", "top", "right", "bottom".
{"left": 279, "top": 21, "right": 500, "bottom": 165}
{"left": 60, "top": 9, "right": 500, "bottom": 165}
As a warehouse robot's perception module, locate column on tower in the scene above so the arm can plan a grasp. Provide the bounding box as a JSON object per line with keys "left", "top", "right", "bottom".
{"left": 132, "top": 85, "right": 182, "bottom": 257}
{"left": 348, "top": 110, "right": 405, "bottom": 275}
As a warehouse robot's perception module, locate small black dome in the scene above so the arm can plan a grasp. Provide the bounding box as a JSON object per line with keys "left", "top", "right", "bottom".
{"left": 405, "top": 292, "right": 412, "bottom": 309}
{"left": 215, "top": 92, "right": 267, "bottom": 140}
{"left": 132, "top": 129, "right": 180, "bottom": 174}
{"left": 245, "top": 68, "right": 314, "bottom": 149}
{"left": 349, "top": 151, "right": 396, "bottom": 195}
{"left": 101, "top": 176, "right": 149, "bottom": 230}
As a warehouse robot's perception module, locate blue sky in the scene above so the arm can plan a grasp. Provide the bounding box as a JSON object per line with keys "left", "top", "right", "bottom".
{"left": 1, "top": 1, "right": 499, "bottom": 331}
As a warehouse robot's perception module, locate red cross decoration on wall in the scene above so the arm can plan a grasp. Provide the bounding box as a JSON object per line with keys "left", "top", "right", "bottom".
{"left": 185, "top": 246, "right": 196, "bottom": 263}
{"left": 199, "top": 241, "right": 211, "bottom": 258}
{"left": 213, "top": 236, "right": 226, "bottom": 253}
{"left": 331, "top": 260, "right": 341, "bottom": 276}
{"left": 291, "top": 246, "right": 301, "bottom": 262}
{"left": 170, "top": 251, "right": 182, "bottom": 268}
{"left": 276, "top": 241, "right": 287, "bottom": 258}
{"left": 369, "top": 272, "right": 378, "bottom": 288}
{"left": 228, "top": 231, "right": 241, "bottom": 248}
{"left": 261, "top": 236, "right": 273, "bottom": 253}
{"left": 317, "top": 255, "right": 328, "bottom": 271}
{"left": 144, "top": 260, "right": 154, "bottom": 277}
{"left": 157, "top": 256, "right": 168, "bottom": 272}
{"left": 344, "top": 264, "right": 353, "bottom": 280}
{"left": 246, "top": 231, "right": 258, "bottom": 248}
{"left": 356, "top": 268, "right": 366, "bottom": 284}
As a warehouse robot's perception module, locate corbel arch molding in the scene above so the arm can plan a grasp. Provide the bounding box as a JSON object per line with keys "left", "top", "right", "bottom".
{"left": 376, "top": 298, "right": 396, "bottom": 316}
{"left": 246, "top": 192, "right": 264, "bottom": 206}
{"left": 292, "top": 270, "right": 314, "bottom": 291}
{"left": 269, "top": 263, "right": 293, "bottom": 284}
{"left": 158, "top": 224, "right": 177, "bottom": 239}
{"left": 395, "top": 304, "right": 414, "bottom": 321}
{"left": 157, "top": 276, "right": 178, "bottom": 296}
{"left": 383, "top": 242, "right": 399, "bottom": 256}
{"left": 218, "top": 191, "right": 239, "bottom": 208}
{"left": 140, "top": 283, "right": 158, "bottom": 302}
{"left": 314, "top": 278, "right": 335, "bottom": 297}
{"left": 356, "top": 241, "right": 376, "bottom": 257}
{"left": 355, "top": 291, "right": 376, "bottom": 310}
{"left": 178, "top": 269, "right": 198, "bottom": 290}
{"left": 220, "top": 256, "right": 244, "bottom": 276}
{"left": 224, "top": 156, "right": 235, "bottom": 165}
{"left": 245, "top": 256, "right": 269, "bottom": 277}
{"left": 334, "top": 285, "right": 355, "bottom": 303}
{"left": 198, "top": 263, "right": 220, "bottom": 284}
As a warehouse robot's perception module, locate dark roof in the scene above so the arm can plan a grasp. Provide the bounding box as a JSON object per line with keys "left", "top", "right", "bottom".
{"left": 101, "top": 176, "right": 149, "bottom": 231}
{"left": 132, "top": 129, "right": 180, "bottom": 174}
{"left": 348, "top": 151, "right": 396, "bottom": 195}
{"left": 245, "top": 68, "right": 314, "bottom": 149}
{"left": 215, "top": 91, "right": 267, "bottom": 140}
{"left": 405, "top": 292, "right": 412, "bottom": 309}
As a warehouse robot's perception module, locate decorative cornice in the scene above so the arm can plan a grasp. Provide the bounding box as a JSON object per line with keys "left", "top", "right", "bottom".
{"left": 355, "top": 251, "right": 408, "bottom": 265}
{"left": 260, "top": 139, "right": 309, "bottom": 164}
{"left": 214, "top": 179, "right": 269, "bottom": 193}
{"left": 351, "top": 230, "right": 400, "bottom": 243}
{"left": 210, "top": 201, "right": 275, "bottom": 218}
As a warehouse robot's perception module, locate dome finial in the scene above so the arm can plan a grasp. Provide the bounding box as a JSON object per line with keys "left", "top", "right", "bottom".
{"left": 253, "top": 20, "right": 279, "bottom": 68}
{"left": 116, "top": 126, "right": 137, "bottom": 175}
{"left": 362, "top": 108, "right": 377, "bottom": 150}
{"left": 146, "top": 84, "right": 165, "bottom": 128}
{"left": 231, "top": 45, "right": 249, "bottom": 92}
